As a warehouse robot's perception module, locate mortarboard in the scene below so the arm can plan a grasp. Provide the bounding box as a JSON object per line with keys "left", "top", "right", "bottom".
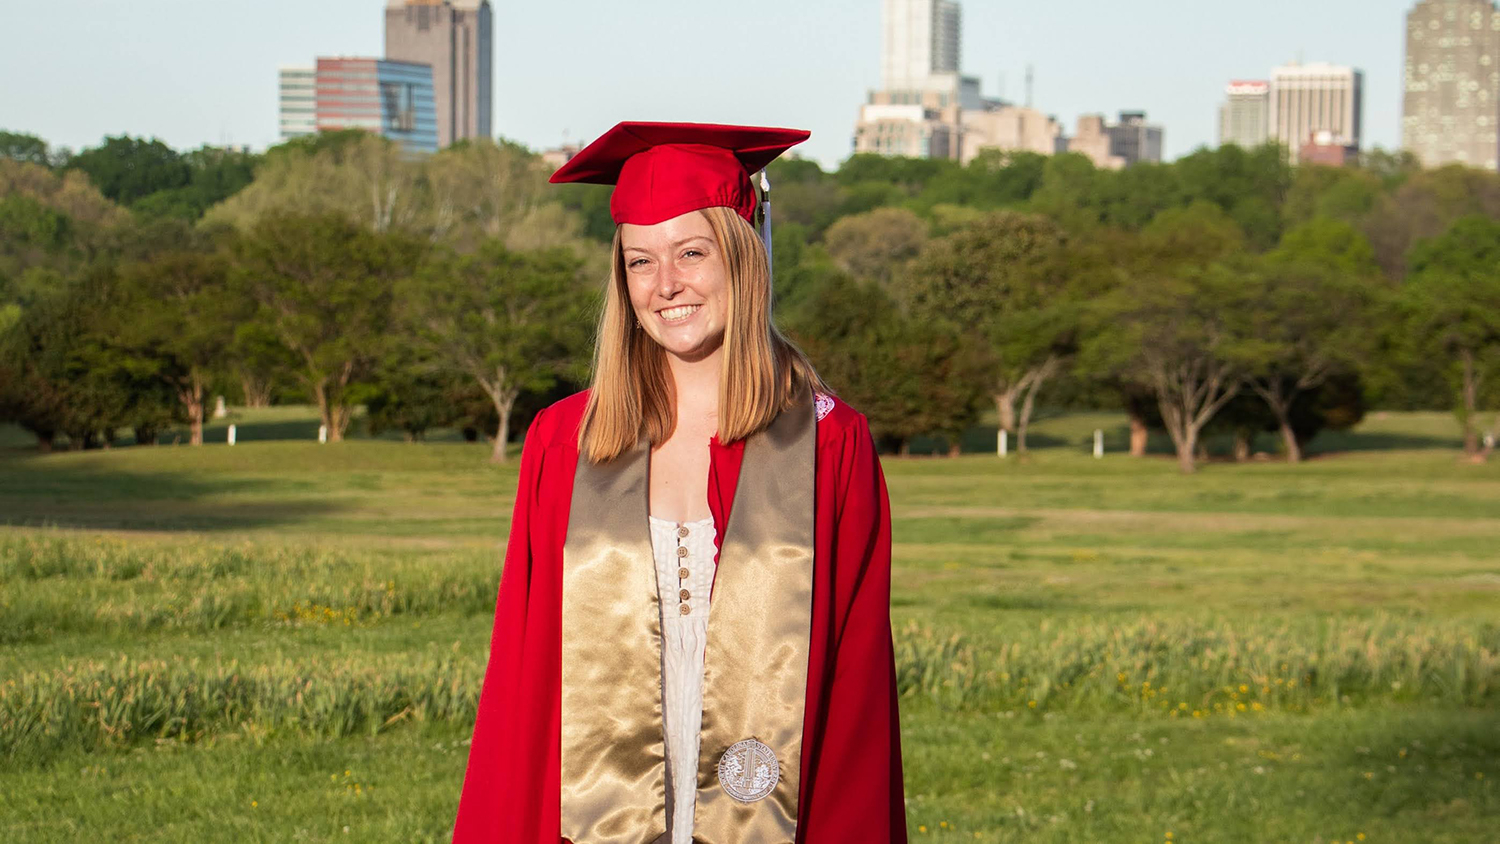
{"left": 548, "top": 122, "right": 810, "bottom": 227}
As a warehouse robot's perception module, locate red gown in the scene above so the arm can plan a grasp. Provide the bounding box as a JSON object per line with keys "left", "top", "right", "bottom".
{"left": 453, "top": 390, "right": 907, "bottom": 843}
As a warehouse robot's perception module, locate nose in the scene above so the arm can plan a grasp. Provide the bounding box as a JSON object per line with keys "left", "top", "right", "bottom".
{"left": 655, "top": 263, "right": 685, "bottom": 299}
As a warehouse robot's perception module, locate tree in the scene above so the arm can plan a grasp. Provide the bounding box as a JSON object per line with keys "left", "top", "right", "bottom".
{"left": 788, "top": 273, "right": 984, "bottom": 454}
{"left": 900, "top": 212, "right": 1081, "bottom": 454}
{"left": 65, "top": 136, "right": 191, "bottom": 206}
{"left": 1171, "top": 143, "right": 1291, "bottom": 249}
{"left": 365, "top": 348, "right": 466, "bottom": 442}
{"left": 400, "top": 242, "right": 592, "bottom": 461}
{"left": 4, "top": 264, "right": 178, "bottom": 449}
{"left": 1083, "top": 263, "right": 1250, "bottom": 473}
{"left": 117, "top": 251, "right": 242, "bottom": 444}
{"left": 424, "top": 139, "right": 559, "bottom": 248}
{"left": 821, "top": 207, "right": 927, "bottom": 288}
{"left": 1233, "top": 252, "right": 1379, "bottom": 462}
{"left": 233, "top": 213, "right": 424, "bottom": 441}
{"left": 1362, "top": 165, "right": 1500, "bottom": 279}
{"left": 129, "top": 145, "right": 260, "bottom": 221}
{"left": 1403, "top": 215, "right": 1500, "bottom": 459}
{"left": 0, "top": 131, "right": 52, "bottom": 167}
{"left": 205, "top": 131, "right": 420, "bottom": 233}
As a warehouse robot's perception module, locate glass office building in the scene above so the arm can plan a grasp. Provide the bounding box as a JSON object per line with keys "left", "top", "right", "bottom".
{"left": 315, "top": 57, "right": 439, "bottom": 154}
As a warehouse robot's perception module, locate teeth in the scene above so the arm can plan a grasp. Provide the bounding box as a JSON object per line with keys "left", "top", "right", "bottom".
{"left": 659, "top": 305, "right": 700, "bottom": 321}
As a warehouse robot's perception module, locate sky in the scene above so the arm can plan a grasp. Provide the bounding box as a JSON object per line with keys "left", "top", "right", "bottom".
{"left": 0, "top": 0, "right": 1419, "bottom": 169}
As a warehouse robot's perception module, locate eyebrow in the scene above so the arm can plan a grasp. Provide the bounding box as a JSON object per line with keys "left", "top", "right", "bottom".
{"left": 623, "top": 235, "right": 714, "bottom": 253}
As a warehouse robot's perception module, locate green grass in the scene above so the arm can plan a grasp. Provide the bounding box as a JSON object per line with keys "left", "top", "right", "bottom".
{"left": 1, "top": 408, "right": 1497, "bottom": 841}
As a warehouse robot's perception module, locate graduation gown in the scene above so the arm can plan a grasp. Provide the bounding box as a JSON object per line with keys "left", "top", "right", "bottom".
{"left": 453, "top": 390, "right": 907, "bottom": 843}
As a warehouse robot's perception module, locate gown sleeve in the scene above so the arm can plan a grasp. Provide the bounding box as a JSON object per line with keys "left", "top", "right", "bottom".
{"left": 799, "top": 411, "right": 908, "bottom": 842}
{"left": 453, "top": 408, "right": 561, "bottom": 843}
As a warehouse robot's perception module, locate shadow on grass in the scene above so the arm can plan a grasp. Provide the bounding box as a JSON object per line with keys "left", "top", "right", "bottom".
{"left": 0, "top": 455, "right": 346, "bottom": 533}
{"left": 898, "top": 422, "right": 1468, "bottom": 459}
{"left": 1336, "top": 708, "right": 1500, "bottom": 826}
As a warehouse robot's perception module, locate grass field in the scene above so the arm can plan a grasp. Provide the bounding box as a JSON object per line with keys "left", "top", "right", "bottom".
{"left": 1, "top": 408, "right": 1497, "bottom": 842}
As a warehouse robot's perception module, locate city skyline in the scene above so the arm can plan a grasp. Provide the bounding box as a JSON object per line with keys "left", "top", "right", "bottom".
{"left": 0, "top": 0, "right": 1420, "bottom": 169}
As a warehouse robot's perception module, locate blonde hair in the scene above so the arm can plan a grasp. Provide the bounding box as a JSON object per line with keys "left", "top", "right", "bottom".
{"left": 578, "top": 206, "right": 828, "bottom": 464}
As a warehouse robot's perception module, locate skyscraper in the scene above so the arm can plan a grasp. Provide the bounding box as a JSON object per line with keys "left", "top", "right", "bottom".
{"left": 1269, "top": 62, "right": 1363, "bottom": 163}
{"left": 881, "top": 0, "right": 961, "bottom": 91}
{"left": 857, "top": 0, "right": 987, "bottom": 159}
{"left": 1219, "top": 81, "right": 1271, "bottom": 149}
{"left": 384, "top": 0, "right": 492, "bottom": 148}
{"left": 278, "top": 66, "right": 317, "bottom": 142}
{"left": 1403, "top": 0, "right": 1500, "bottom": 171}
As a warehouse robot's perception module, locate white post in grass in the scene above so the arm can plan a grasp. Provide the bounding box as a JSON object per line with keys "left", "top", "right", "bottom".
{"left": 1094, "top": 429, "right": 1104, "bottom": 458}
{"left": 999, "top": 429, "right": 1008, "bottom": 458}
{"left": 213, "top": 395, "right": 227, "bottom": 419}
{"left": 318, "top": 424, "right": 328, "bottom": 444}
{"left": 227, "top": 424, "right": 237, "bottom": 446}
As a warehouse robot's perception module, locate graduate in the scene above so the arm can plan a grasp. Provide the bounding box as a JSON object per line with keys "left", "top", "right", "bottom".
{"left": 453, "top": 122, "right": 907, "bottom": 844}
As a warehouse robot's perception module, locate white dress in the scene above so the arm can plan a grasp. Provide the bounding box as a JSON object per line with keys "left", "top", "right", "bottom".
{"left": 648, "top": 514, "right": 717, "bottom": 844}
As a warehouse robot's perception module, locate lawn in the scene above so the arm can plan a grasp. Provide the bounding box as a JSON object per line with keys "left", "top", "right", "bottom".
{"left": 1, "top": 408, "right": 1496, "bottom": 842}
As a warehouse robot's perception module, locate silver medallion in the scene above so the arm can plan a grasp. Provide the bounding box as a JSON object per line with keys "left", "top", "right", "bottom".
{"left": 717, "top": 738, "right": 780, "bottom": 803}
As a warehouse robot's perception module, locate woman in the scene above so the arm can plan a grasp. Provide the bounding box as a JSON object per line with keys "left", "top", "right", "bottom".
{"left": 453, "top": 122, "right": 906, "bottom": 844}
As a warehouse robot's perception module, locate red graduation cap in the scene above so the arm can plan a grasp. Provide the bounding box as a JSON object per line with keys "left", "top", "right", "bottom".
{"left": 549, "top": 122, "right": 810, "bottom": 227}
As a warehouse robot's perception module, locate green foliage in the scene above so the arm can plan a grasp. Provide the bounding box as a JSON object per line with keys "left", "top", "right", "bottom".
{"left": 821, "top": 206, "right": 928, "bottom": 288}
{"left": 0, "top": 194, "right": 70, "bottom": 251}
{"left": 1083, "top": 262, "right": 1254, "bottom": 471}
{"left": 0, "top": 130, "right": 53, "bottom": 167}
{"left": 65, "top": 135, "right": 191, "bottom": 206}
{"left": 1402, "top": 216, "right": 1500, "bottom": 451}
{"left": 231, "top": 213, "right": 426, "bottom": 440}
{"left": 399, "top": 241, "right": 593, "bottom": 459}
{"left": 788, "top": 274, "right": 985, "bottom": 451}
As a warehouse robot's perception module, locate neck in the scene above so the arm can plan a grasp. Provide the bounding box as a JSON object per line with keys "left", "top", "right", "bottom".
{"left": 666, "top": 345, "right": 722, "bottom": 430}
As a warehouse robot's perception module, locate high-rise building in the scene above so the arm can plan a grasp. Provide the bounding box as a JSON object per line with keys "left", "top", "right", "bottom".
{"left": 1219, "top": 80, "right": 1271, "bottom": 149}
{"left": 859, "top": 0, "right": 987, "bottom": 159}
{"left": 882, "top": 0, "right": 961, "bottom": 90}
{"left": 278, "top": 66, "right": 317, "bottom": 142}
{"left": 1269, "top": 62, "right": 1363, "bottom": 163}
{"left": 1067, "top": 112, "right": 1164, "bottom": 169}
{"left": 1403, "top": 0, "right": 1500, "bottom": 171}
{"left": 384, "top": 0, "right": 492, "bottom": 148}
{"left": 1109, "top": 111, "right": 1165, "bottom": 166}
{"left": 315, "top": 57, "right": 439, "bottom": 154}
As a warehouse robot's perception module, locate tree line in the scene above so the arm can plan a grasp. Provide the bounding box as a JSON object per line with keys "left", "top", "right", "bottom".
{"left": 1, "top": 129, "right": 1497, "bottom": 470}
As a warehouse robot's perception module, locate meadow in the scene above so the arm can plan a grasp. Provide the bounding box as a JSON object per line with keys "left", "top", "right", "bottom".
{"left": 0, "top": 408, "right": 1497, "bottom": 843}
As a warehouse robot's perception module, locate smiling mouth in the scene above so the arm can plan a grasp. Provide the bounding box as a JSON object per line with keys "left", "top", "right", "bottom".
{"left": 657, "top": 304, "right": 701, "bottom": 322}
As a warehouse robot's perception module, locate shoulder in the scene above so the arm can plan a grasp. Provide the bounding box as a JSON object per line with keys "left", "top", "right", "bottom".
{"left": 813, "top": 391, "right": 871, "bottom": 444}
{"left": 527, "top": 389, "right": 590, "bottom": 451}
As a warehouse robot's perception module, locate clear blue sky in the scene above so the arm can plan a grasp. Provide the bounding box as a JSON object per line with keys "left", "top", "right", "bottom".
{"left": 0, "top": 0, "right": 1417, "bottom": 169}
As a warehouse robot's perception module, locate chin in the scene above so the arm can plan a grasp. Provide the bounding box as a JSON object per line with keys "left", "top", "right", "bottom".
{"left": 655, "top": 333, "right": 723, "bottom": 362}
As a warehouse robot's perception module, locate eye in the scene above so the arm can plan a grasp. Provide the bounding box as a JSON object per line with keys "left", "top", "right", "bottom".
{"left": 627, "top": 257, "right": 650, "bottom": 269}
{"left": 682, "top": 249, "right": 704, "bottom": 259}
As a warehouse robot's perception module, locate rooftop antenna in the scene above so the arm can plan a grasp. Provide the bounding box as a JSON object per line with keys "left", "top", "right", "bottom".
{"left": 1025, "top": 64, "right": 1035, "bottom": 109}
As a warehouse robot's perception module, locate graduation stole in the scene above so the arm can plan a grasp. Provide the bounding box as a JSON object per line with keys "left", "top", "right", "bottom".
{"left": 559, "top": 391, "right": 816, "bottom": 844}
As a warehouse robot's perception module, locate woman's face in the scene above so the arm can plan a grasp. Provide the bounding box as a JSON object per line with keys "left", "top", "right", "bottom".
{"left": 620, "top": 210, "right": 730, "bottom": 363}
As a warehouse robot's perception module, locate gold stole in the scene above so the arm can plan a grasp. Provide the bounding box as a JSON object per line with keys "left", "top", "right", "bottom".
{"left": 560, "top": 393, "right": 816, "bottom": 844}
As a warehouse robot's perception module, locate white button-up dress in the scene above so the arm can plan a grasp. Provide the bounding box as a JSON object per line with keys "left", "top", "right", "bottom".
{"left": 648, "top": 514, "right": 717, "bottom": 844}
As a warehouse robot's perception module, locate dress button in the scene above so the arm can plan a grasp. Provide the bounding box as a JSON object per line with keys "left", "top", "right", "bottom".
{"left": 679, "top": 588, "right": 691, "bottom": 601}
{"left": 679, "top": 603, "right": 691, "bottom": 615}
{"left": 677, "top": 525, "right": 690, "bottom": 538}
{"left": 676, "top": 546, "right": 689, "bottom": 558}
{"left": 678, "top": 567, "right": 690, "bottom": 580}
